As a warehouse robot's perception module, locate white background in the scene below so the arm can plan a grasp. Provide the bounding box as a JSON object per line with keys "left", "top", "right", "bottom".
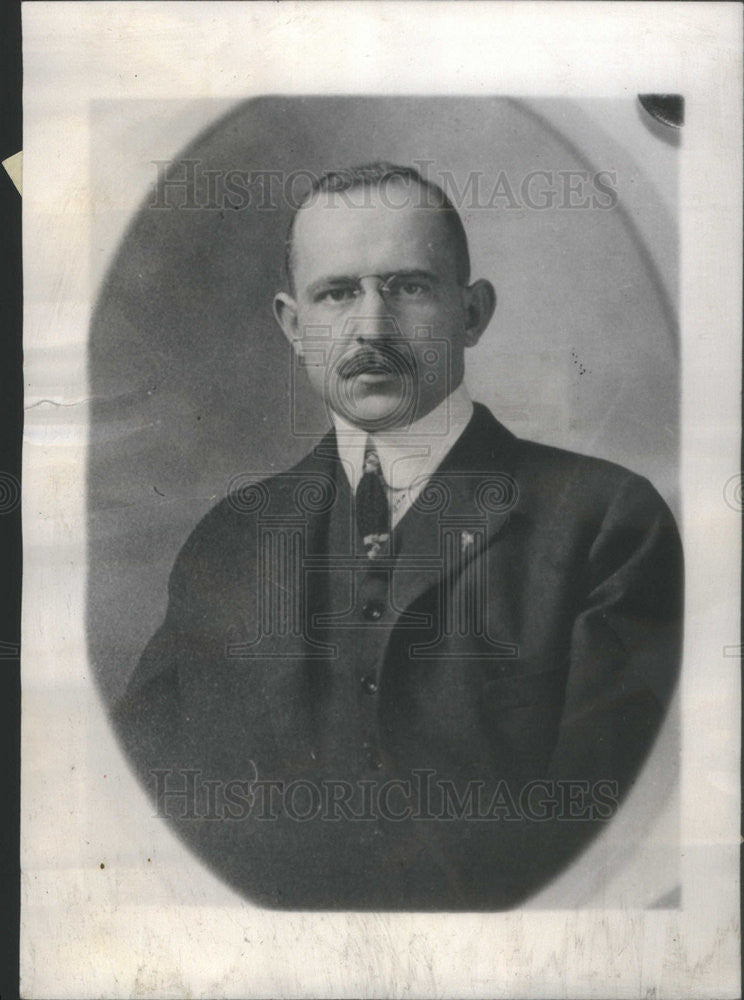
{"left": 21, "top": 2, "right": 741, "bottom": 997}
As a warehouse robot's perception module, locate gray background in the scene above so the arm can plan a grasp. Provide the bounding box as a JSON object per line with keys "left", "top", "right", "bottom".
{"left": 88, "top": 97, "right": 679, "bottom": 703}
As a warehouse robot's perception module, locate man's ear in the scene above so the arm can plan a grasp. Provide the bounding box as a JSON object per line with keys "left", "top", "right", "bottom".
{"left": 273, "top": 292, "right": 302, "bottom": 355}
{"left": 462, "top": 279, "right": 496, "bottom": 348}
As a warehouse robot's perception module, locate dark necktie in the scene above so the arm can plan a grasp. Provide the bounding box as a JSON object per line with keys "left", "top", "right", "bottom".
{"left": 355, "top": 444, "right": 390, "bottom": 560}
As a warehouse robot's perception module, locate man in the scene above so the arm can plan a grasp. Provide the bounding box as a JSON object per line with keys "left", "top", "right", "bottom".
{"left": 116, "top": 163, "right": 683, "bottom": 909}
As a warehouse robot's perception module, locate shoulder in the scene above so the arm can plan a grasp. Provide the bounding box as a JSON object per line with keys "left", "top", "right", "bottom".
{"left": 169, "top": 438, "right": 336, "bottom": 581}
{"left": 515, "top": 436, "right": 642, "bottom": 495}
{"left": 510, "top": 437, "right": 677, "bottom": 543}
{"left": 469, "top": 404, "right": 675, "bottom": 529}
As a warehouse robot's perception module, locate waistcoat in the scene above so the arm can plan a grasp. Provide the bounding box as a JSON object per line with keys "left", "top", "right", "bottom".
{"left": 308, "top": 462, "right": 400, "bottom": 778}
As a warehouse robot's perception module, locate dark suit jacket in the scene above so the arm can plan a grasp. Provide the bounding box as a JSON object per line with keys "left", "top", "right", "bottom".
{"left": 115, "top": 403, "right": 682, "bottom": 909}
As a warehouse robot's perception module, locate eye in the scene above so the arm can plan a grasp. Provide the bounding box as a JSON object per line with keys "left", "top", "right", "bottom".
{"left": 315, "top": 285, "right": 358, "bottom": 304}
{"left": 387, "top": 276, "right": 433, "bottom": 299}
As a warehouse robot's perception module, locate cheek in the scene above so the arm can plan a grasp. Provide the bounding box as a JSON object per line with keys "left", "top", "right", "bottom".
{"left": 301, "top": 310, "right": 357, "bottom": 345}
{"left": 414, "top": 319, "right": 466, "bottom": 366}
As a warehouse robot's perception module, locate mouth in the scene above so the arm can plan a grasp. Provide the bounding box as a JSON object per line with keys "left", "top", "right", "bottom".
{"left": 337, "top": 349, "right": 408, "bottom": 382}
{"left": 354, "top": 371, "right": 396, "bottom": 384}
{"left": 329, "top": 347, "right": 418, "bottom": 427}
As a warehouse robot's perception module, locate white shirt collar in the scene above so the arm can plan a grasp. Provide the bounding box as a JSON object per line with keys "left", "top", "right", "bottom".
{"left": 332, "top": 384, "right": 474, "bottom": 492}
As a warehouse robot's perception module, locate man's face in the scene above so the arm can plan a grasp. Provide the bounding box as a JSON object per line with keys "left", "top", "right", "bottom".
{"left": 274, "top": 180, "right": 494, "bottom": 431}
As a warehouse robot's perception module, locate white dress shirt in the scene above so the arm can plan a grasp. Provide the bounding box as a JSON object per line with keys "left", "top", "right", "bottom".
{"left": 332, "top": 384, "right": 474, "bottom": 528}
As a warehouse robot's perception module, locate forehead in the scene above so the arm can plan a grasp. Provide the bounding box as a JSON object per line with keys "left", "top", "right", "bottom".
{"left": 291, "top": 181, "right": 458, "bottom": 288}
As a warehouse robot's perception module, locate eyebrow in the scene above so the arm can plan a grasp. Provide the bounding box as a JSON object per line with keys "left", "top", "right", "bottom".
{"left": 304, "top": 269, "right": 440, "bottom": 297}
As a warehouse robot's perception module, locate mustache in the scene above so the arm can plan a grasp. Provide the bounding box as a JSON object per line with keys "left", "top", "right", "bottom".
{"left": 335, "top": 345, "right": 415, "bottom": 379}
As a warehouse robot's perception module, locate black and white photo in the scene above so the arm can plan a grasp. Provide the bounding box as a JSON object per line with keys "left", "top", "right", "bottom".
{"left": 20, "top": 4, "right": 741, "bottom": 997}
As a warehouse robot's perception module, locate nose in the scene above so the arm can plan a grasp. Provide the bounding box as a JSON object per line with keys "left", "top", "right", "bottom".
{"left": 348, "top": 276, "right": 397, "bottom": 344}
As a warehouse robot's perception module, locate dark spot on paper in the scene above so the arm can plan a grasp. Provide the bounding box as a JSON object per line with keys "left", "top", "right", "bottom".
{"left": 570, "top": 349, "right": 591, "bottom": 376}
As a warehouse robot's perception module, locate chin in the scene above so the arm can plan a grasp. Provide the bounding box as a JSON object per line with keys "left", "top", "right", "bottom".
{"left": 330, "top": 390, "right": 414, "bottom": 431}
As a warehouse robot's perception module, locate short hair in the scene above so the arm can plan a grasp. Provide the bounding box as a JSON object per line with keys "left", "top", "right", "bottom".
{"left": 284, "top": 162, "right": 471, "bottom": 292}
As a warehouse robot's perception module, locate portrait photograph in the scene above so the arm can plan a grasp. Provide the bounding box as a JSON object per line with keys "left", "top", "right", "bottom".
{"left": 19, "top": 2, "right": 741, "bottom": 997}
{"left": 96, "top": 93, "right": 683, "bottom": 912}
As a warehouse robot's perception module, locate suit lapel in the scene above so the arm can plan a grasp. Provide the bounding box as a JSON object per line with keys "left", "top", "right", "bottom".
{"left": 230, "top": 432, "right": 343, "bottom": 661}
{"left": 390, "top": 403, "right": 520, "bottom": 618}
{"left": 249, "top": 405, "right": 522, "bottom": 652}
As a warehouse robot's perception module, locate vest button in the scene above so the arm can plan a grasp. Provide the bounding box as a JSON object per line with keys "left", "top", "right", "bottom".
{"left": 361, "top": 675, "right": 378, "bottom": 695}
{"left": 362, "top": 599, "right": 384, "bottom": 621}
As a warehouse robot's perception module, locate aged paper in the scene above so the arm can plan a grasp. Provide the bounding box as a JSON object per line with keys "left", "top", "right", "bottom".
{"left": 21, "top": 2, "right": 741, "bottom": 996}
